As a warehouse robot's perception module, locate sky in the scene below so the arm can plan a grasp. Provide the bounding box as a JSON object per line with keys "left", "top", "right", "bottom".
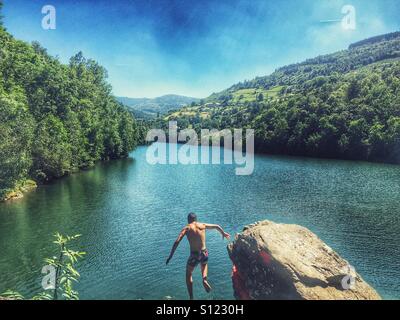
{"left": 3, "top": 0, "right": 400, "bottom": 98}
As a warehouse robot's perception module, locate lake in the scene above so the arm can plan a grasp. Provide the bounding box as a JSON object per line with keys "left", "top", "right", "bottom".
{"left": 0, "top": 144, "right": 399, "bottom": 299}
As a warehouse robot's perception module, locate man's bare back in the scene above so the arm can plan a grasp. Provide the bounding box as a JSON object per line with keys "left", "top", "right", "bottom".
{"left": 186, "top": 222, "right": 207, "bottom": 252}
{"left": 166, "top": 213, "right": 230, "bottom": 300}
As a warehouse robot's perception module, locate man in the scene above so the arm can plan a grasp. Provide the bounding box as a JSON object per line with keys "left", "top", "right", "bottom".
{"left": 166, "top": 212, "right": 231, "bottom": 300}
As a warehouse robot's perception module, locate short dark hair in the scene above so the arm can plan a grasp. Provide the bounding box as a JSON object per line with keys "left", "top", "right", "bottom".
{"left": 188, "top": 212, "right": 197, "bottom": 223}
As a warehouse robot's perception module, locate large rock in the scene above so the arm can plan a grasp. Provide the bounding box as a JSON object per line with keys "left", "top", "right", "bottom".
{"left": 227, "top": 220, "right": 381, "bottom": 300}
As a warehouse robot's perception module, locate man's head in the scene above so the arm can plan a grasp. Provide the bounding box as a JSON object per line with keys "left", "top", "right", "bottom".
{"left": 188, "top": 212, "right": 197, "bottom": 224}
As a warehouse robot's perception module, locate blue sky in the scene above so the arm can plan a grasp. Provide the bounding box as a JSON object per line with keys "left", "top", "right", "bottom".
{"left": 3, "top": 0, "right": 400, "bottom": 98}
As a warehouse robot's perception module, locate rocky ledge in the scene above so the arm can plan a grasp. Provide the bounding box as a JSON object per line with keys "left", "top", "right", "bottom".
{"left": 227, "top": 220, "right": 381, "bottom": 300}
{"left": 0, "top": 180, "right": 37, "bottom": 202}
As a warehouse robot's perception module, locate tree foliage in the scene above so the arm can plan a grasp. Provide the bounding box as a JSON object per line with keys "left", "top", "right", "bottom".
{"left": 161, "top": 32, "right": 400, "bottom": 163}
{"left": 0, "top": 28, "right": 139, "bottom": 197}
{"left": 0, "top": 0, "right": 3, "bottom": 27}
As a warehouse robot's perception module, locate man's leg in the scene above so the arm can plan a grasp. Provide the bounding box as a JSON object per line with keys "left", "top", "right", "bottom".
{"left": 201, "top": 263, "right": 212, "bottom": 293}
{"left": 186, "top": 264, "right": 195, "bottom": 300}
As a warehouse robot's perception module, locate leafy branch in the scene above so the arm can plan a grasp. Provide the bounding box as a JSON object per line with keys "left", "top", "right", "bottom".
{"left": 1, "top": 233, "right": 86, "bottom": 300}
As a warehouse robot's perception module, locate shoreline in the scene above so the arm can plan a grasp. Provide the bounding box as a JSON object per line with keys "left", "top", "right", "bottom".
{"left": 4, "top": 142, "right": 399, "bottom": 203}
{"left": 0, "top": 151, "right": 139, "bottom": 203}
{"left": 0, "top": 180, "right": 37, "bottom": 203}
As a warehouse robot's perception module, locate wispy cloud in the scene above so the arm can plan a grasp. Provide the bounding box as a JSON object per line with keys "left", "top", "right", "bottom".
{"left": 4, "top": 0, "right": 399, "bottom": 98}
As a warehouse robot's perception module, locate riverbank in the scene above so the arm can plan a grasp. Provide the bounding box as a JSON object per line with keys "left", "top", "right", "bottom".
{"left": 0, "top": 154, "right": 137, "bottom": 203}
{"left": 0, "top": 180, "right": 37, "bottom": 202}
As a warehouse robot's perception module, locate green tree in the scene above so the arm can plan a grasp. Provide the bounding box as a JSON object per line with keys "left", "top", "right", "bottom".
{"left": 32, "top": 115, "right": 72, "bottom": 181}
{"left": 0, "top": 25, "right": 139, "bottom": 199}
{"left": 0, "top": 0, "right": 3, "bottom": 27}
{"left": 0, "top": 94, "right": 34, "bottom": 197}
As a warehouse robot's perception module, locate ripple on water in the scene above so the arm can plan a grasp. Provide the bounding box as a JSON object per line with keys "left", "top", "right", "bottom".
{"left": 0, "top": 146, "right": 399, "bottom": 299}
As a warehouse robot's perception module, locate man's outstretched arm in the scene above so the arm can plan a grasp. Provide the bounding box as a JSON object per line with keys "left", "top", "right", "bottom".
{"left": 205, "top": 224, "right": 230, "bottom": 240}
{"left": 166, "top": 227, "right": 187, "bottom": 265}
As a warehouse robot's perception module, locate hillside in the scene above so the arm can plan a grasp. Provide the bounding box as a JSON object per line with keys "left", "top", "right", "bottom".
{"left": 117, "top": 94, "right": 200, "bottom": 118}
{"left": 162, "top": 31, "right": 400, "bottom": 163}
{"left": 0, "top": 26, "right": 140, "bottom": 200}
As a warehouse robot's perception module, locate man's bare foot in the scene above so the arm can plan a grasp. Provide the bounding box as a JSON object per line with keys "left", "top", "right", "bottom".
{"left": 203, "top": 279, "right": 212, "bottom": 293}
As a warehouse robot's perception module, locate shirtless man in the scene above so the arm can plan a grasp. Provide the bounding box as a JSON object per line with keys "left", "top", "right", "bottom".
{"left": 166, "top": 212, "right": 231, "bottom": 300}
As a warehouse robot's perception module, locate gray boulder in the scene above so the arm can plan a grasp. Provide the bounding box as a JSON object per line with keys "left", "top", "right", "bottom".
{"left": 228, "top": 220, "right": 381, "bottom": 300}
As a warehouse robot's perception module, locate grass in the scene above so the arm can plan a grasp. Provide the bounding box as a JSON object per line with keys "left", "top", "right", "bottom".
{"left": 232, "top": 86, "right": 284, "bottom": 103}
{"left": 163, "top": 85, "right": 285, "bottom": 121}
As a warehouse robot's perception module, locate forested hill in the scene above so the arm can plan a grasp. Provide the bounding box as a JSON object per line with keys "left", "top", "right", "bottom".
{"left": 349, "top": 31, "right": 400, "bottom": 49}
{"left": 208, "top": 31, "right": 400, "bottom": 98}
{"left": 0, "top": 26, "right": 139, "bottom": 199}
{"left": 163, "top": 31, "right": 400, "bottom": 163}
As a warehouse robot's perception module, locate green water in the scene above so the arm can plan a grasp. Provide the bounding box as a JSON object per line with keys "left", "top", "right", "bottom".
{"left": 0, "top": 145, "right": 399, "bottom": 299}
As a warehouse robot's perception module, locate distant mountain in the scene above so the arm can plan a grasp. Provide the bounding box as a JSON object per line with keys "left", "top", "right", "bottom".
{"left": 116, "top": 94, "right": 200, "bottom": 118}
